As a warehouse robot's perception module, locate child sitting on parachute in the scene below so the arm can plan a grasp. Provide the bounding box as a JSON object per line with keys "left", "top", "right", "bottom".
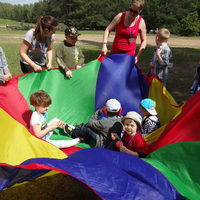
{"left": 117, "top": 111, "right": 149, "bottom": 158}
{"left": 64, "top": 98, "right": 123, "bottom": 148}
{"left": 29, "top": 90, "right": 81, "bottom": 148}
{"left": 139, "top": 98, "right": 161, "bottom": 137}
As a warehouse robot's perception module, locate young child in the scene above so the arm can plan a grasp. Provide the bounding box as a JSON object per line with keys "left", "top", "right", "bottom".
{"left": 0, "top": 47, "right": 12, "bottom": 85}
{"left": 64, "top": 98, "right": 123, "bottom": 147}
{"left": 119, "top": 111, "right": 149, "bottom": 158}
{"left": 30, "top": 90, "right": 80, "bottom": 148}
{"left": 149, "top": 28, "right": 173, "bottom": 86}
{"left": 56, "top": 26, "right": 85, "bottom": 78}
{"left": 139, "top": 98, "right": 161, "bottom": 137}
{"left": 190, "top": 61, "right": 200, "bottom": 95}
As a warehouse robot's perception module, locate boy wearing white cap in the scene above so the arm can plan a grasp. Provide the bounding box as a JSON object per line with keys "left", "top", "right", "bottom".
{"left": 119, "top": 111, "right": 149, "bottom": 158}
{"left": 64, "top": 98, "right": 123, "bottom": 147}
{"left": 139, "top": 98, "right": 161, "bottom": 137}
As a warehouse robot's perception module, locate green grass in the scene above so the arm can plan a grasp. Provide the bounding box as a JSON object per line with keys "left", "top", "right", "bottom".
{"left": 139, "top": 46, "right": 200, "bottom": 103}
{"left": 0, "top": 18, "right": 33, "bottom": 26}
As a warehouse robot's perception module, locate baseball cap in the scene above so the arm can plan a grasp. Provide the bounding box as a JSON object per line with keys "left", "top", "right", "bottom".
{"left": 140, "top": 98, "right": 157, "bottom": 116}
{"left": 121, "top": 111, "right": 142, "bottom": 130}
{"left": 106, "top": 99, "right": 121, "bottom": 113}
{"left": 65, "top": 26, "right": 81, "bottom": 37}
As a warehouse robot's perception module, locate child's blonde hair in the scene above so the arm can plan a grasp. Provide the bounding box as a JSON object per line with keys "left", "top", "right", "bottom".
{"left": 157, "top": 28, "right": 170, "bottom": 42}
{"left": 30, "top": 90, "right": 52, "bottom": 107}
{"left": 131, "top": 0, "right": 145, "bottom": 10}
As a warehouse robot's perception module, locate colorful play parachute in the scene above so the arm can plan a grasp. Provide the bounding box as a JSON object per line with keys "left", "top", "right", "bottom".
{"left": 0, "top": 54, "right": 199, "bottom": 199}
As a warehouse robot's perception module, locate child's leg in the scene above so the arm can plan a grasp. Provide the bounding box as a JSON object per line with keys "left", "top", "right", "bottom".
{"left": 73, "top": 126, "right": 98, "bottom": 143}
{"left": 46, "top": 138, "right": 80, "bottom": 148}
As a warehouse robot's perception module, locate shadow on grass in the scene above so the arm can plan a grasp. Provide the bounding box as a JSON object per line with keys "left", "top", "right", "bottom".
{"left": 0, "top": 173, "right": 101, "bottom": 200}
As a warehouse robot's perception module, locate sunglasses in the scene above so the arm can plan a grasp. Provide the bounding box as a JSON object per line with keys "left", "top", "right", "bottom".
{"left": 129, "top": 8, "right": 141, "bottom": 14}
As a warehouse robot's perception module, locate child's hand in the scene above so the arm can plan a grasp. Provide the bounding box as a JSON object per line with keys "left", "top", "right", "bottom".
{"left": 150, "top": 62, "right": 154, "bottom": 67}
{"left": 51, "top": 121, "right": 65, "bottom": 129}
{"left": 49, "top": 121, "right": 60, "bottom": 130}
{"left": 111, "top": 133, "right": 119, "bottom": 140}
{"left": 57, "top": 121, "right": 65, "bottom": 128}
{"left": 47, "top": 62, "right": 53, "bottom": 70}
{"left": 101, "top": 44, "right": 108, "bottom": 56}
{"left": 135, "top": 56, "right": 138, "bottom": 64}
{"left": 4, "top": 73, "right": 12, "bottom": 81}
{"left": 76, "top": 65, "right": 82, "bottom": 69}
{"left": 66, "top": 70, "right": 72, "bottom": 78}
{"left": 156, "top": 48, "right": 162, "bottom": 56}
{"left": 119, "top": 145, "right": 128, "bottom": 153}
{"left": 34, "top": 64, "right": 42, "bottom": 72}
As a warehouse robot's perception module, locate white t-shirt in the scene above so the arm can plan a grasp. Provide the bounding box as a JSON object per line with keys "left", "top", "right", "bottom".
{"left": 30, "top": 111, "right": 51, "bottom": 141}
{"left": 30, "top": 111, "right": 81, "bottom": 148}
{"left": 21, "top": 29, "right": 54, "bottom": 66}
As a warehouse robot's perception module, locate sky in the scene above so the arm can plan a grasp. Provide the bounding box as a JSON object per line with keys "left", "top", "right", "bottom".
{"left": 0, "top": 0, "right": 39, "bottom": 5}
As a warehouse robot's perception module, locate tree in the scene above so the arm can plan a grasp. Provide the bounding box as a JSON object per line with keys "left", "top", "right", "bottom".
{"left": 0, "top": 0, "right": 199, "bottom": 36}
{"left": 179, "top": 12, "right": 200, "bottom": 36}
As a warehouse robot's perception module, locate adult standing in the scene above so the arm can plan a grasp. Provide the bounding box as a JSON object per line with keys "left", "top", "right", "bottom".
{"left": 19, "top": 16, "right": 58, "bottom": 73}
{"left": 101, "top": 0, "right": 147, "bottom": 63}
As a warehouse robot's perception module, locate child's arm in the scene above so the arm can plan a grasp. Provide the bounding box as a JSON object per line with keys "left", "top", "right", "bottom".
{"left": 119, "top": 145, "right": 139, "bottom": 157}
{"left": 156, "top": 47, "right": 172, "bottom": 66}
{"left": 46, "top": 40, "right": 54, "bottom": 69}
{"left": 156, "top": 48, "right": 163, "bottom": 64}
{"left": 33, "top": 121, "right": 64, "bottom": 138}
{"left": 0, "top": 47, "right": 12, "bottom": 80}
{"left": 87, "top": 110, "right": 103, "bottom": 132}
{"left": 56, "top": 46, "right": 72, "bottom": 78}
{"left": 77, "top": 48, "right": 85, "bottom": 66}
{"left": 20, "top": 41, "right": 43, "bottom": 72}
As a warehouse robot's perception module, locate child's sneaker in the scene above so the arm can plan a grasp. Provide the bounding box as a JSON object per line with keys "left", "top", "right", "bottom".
{"left": 63, "top": 124, "right": 75, "bottom": 136}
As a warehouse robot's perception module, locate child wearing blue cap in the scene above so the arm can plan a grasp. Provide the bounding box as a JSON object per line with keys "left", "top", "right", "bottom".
{"left": 139, "top": 98, "right": 161, "bottom": 137}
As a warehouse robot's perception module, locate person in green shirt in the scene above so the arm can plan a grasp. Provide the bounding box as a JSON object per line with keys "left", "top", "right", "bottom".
{"left": 56, "top": 26, "right": 85, "bottom": 78}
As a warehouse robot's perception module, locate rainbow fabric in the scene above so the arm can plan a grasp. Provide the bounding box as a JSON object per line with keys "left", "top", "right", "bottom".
{"left": 0, "top": 54, "right": 199, "bottom": 199}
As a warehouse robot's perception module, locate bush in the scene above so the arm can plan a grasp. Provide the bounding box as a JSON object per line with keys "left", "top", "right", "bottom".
{"left": 179, "top": 12, "right": 200, "bottom": 36}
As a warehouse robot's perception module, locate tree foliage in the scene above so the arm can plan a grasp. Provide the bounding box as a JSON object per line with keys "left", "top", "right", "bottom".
{"left": 0, "top": 0, "right": 199, "bottom": 36}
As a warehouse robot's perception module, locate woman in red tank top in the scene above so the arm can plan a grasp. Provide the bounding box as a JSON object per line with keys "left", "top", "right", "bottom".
{"left": 101, "top": 0, "right": 147, "bottom": 64}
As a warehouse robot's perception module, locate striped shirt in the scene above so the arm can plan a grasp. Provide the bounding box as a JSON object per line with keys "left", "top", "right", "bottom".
{"left": 142, "top": 115, "right": 161, "bottom": 137}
